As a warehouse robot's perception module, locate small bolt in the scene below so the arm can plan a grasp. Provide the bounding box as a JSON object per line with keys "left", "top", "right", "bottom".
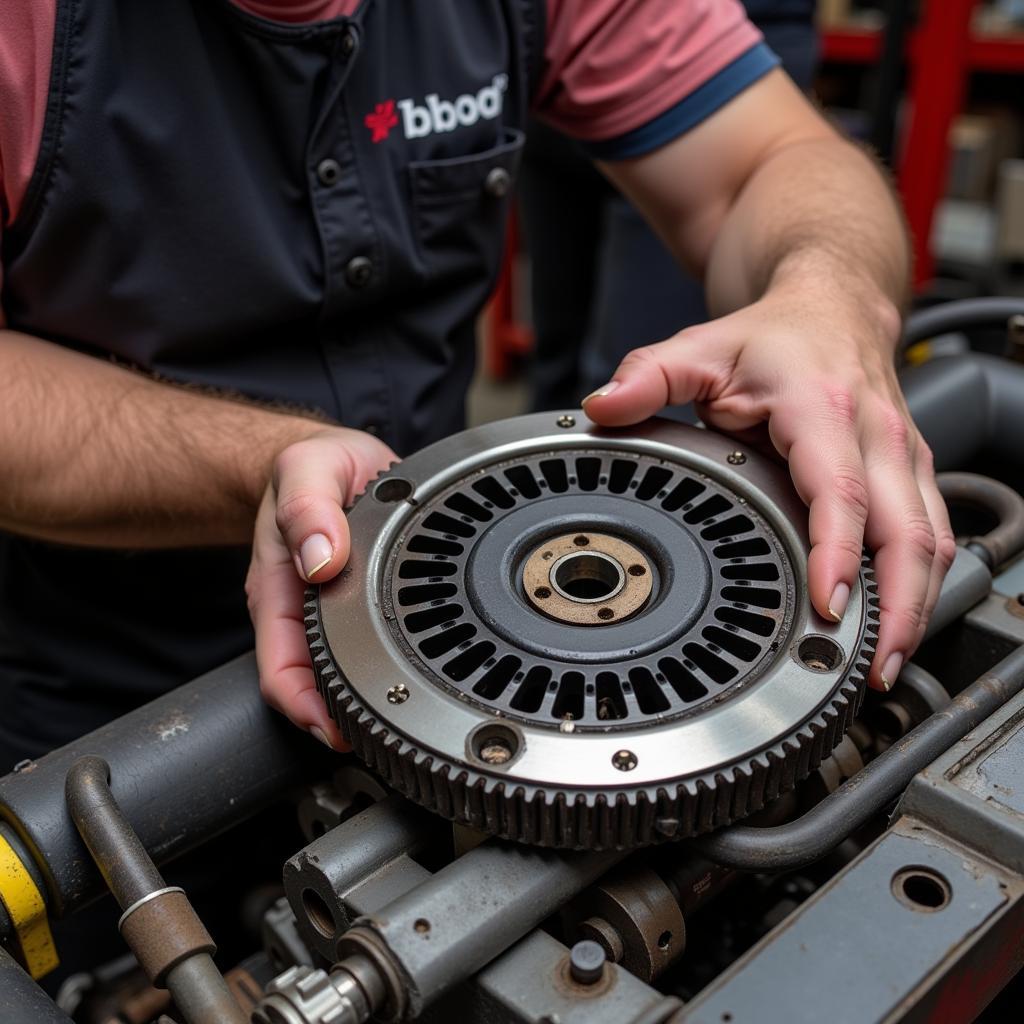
{"left": 805, "top": 657, "right": 829, "bottom": 671}
{"left": 11, "top": 759, "right": 34, "bottom": 774}
{"left": 557, "top": 414, "right": 576, "bottom": 428}
{"left": 387, "top": 684, "right": 410, "bottom": 705}
{"left": 480, "top": 740, "right": 512, "bottom": 765}
{"left": 726, "top": 451, "right": 747, "bottom": 465}
{"left": 612, "top": 749, "right": 637, "bottom": 771}
{"left": 560, "top": 716, "right": 576, "bottom": 734}
{"left": 569, "top": 940, "right": 606, "bottom": 985}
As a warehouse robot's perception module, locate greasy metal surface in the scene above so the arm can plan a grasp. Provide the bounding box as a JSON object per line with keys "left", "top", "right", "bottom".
{"left": 311, "top": 413, "right": 876, "bottom": 847}
{"left": 900, "top": 688, "right": 1024, "bottom": 874}
{"left": 522, "top": 532, "right": 652, "bottom": 626}
{"left": 697, "top": 641, "right": 1024, "bottom": 871}
{"left": 339, "top": 839, "right": 625, "bottom": 1017}
{"left": 678, "top": 825, "right": 1021, "bottom": 1024}
{"left": 0, "top": 653, "right": 324, "bottom": 922}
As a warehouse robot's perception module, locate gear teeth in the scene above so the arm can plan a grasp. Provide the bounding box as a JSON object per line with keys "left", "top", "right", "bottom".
{"left": 308, "top": 537, "right": 876, "bottom": 849}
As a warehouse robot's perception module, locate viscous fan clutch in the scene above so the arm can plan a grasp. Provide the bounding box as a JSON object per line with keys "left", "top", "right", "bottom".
{"left": 306, "top": 413, "right": 877, "bottom": 850}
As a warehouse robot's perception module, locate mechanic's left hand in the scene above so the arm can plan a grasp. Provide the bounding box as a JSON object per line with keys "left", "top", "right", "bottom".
{"left": 582, "top": 284, "right": 956, "bottom": 691}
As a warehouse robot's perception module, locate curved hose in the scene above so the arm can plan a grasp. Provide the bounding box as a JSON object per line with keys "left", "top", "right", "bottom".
{"left": 901, "top": 297, "right": 1024, "bottom": 357}
{"left": 938, "top": 472, "right": 1024, "bottom": 571}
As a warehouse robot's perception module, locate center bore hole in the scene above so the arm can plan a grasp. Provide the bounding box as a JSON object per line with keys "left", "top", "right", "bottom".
{"left": 553, "top": 552, "right": 623, "bottom": 602}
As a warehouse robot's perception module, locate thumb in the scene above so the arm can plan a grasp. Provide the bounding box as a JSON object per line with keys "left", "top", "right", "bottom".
{"left": 272, "top": 442, "right": 356, "bottom": 584}
{"left": 581, "top": 328, "right": 738, "bottom": 426}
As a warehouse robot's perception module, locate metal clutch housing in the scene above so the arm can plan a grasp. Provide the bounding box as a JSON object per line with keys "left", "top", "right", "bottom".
{"left": 306, "top": 413, "right": 877, "bottom": 850}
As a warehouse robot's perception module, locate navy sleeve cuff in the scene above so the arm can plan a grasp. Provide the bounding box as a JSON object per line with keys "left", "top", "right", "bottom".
{"left": 583, "top": 42, "right": 781, "bottom": 161}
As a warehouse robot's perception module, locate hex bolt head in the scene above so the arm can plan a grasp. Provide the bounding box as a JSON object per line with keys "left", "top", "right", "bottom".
{"left": 480, "top": 740, "right": 512, "bottom": 764}
{"left": 570, "top": 940, "right": 607, "bottom": 984}
{"left": 386, "top": 684, "right": 410, "bottom": 705}
{"left": 726, "top": 451, "right": 747, "bottom": 465}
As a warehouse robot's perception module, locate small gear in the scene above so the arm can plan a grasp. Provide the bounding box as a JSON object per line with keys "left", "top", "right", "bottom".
{"left": 306, "top": 414, "right": 878, "bottom": 849}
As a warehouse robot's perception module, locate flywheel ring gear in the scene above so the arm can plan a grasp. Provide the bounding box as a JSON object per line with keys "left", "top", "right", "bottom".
{"left": 306, "top": 413, "right": 878, "bottom": 850}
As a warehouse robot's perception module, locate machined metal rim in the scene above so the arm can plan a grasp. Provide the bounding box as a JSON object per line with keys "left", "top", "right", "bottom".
{"left": 308, "top": 413, "right": 877, "bottom": 847}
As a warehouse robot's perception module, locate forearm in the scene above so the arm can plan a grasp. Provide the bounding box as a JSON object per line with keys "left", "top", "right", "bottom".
{"left": 0, "top": 330, "right": 323, "bottom": 546}
{"left": 704, "top": 135, "right": 910, "bottom": 328}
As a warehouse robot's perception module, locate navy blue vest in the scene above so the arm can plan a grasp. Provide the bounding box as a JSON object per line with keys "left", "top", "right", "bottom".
{"left": 0, "top": 0, "right": 543, "bottom": 761}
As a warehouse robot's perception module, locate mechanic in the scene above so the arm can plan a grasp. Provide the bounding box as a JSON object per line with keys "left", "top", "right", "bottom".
{"left": 0, "top": 0, "right": 954, "bottom": 764}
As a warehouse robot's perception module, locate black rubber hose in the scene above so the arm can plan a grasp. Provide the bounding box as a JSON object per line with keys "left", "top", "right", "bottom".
{"left": 896, "top": 662, "right": 951, "bottom": 716}
{"left": 694, "top": 644, "right": 1024, "bottom": 872}
{"left": 937, "top": 472, "right": 1024, "bottom": 572}
{"left": 0, "top": 653, "right": 331, "bottom": 925}
{"left": 901, "top": 297, "right": 1024, "bottom": 356}
{"left": 0, "top": 945, "right": 75, "bottom": 1024}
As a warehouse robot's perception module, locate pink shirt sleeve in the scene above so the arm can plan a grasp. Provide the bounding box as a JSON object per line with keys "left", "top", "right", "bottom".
{"left": 537, "top": 0, "right": 763, "bottom": 142}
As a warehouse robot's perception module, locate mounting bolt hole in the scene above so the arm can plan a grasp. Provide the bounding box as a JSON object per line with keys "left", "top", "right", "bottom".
{"left": 892, "top": 868, "right": 951, "bottom": 912}
{"left": 657, "top": 930, "right": 672, "bottom": 950}
{"left": 597, "top": 607, "right": 614, "bottom": 620}
{"left": 469, "top": 723, "right": 522, "bottom": 767}
{"left": 301, "top": 888, "right": 336, "bottom": 939}
{"left": 612, "top": 749, "right": 637, "bottom": 771}
{"left": 796, "top": 635, "right": 844, "bottom": 672}
{"left": 628, "top": 564, "right": 647, "bottom": 577}
{"left": 373, "top": 477, "right": 414, "bottom": 503}
{"left": 414, "top": 918, "right": 431, "bottom": 934}
{"left": 573, "top": 535, "right": 590, "bottom": 546}
{"left": 534, "top": 587, "right": 552, "bottom": 600}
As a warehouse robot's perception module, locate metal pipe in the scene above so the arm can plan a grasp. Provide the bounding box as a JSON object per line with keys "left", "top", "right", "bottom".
{"left": 0, "top": 652, "right": 329, "bottom": 930}
{"left": 694, "top": 644, "right": 1024, "bottom": 871}
{"left": 65, "top": 757, "right": 247, "bottom": 1024}
{"left": 0, "top": 944, "right": 75, "bottom": 1024}
{"left": 897, "top": 663, "right": 951, "bottom": 716}
{"left": 901, "top": 297, "right": 1024, "bottom": 355}
{"left": 937, "top": 472, "right": 1024, "bottom": 571}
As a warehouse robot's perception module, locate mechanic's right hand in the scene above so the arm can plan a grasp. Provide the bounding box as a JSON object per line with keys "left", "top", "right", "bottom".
{"left": 246, "top": 427, "right": 398, "bottom": 749}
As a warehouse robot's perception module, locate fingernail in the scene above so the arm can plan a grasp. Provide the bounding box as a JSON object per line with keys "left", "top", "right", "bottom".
{"left": 311, "top": 726, "right": 334, "bottom": 749}
{"left": 300, "top": 534, "right": 333, "bottom": 580}
{"left": 582, "top": 381, "right": 620, "bottom": 405}
{"left": 880, "top": 652, "right": 903, "bottom": 691}
{"left": 827, "top": 582, "right": 850, "bottom": 623}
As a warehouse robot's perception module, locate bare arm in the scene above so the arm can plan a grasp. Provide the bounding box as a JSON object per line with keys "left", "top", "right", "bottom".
{"left": 584, "top": 69, "right": 955, "bottom": 692}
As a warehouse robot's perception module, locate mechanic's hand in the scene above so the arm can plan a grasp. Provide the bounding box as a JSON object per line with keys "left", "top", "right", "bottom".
{"left": 582, "top": 286, "right": 956, "bottom": 691}
{"left": 246, "top": 427, "right": 398, "bottom": 748}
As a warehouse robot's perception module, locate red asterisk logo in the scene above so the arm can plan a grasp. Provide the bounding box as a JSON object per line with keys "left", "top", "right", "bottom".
{"left": 365, "top": 99, "right": 399, "bottom": 143}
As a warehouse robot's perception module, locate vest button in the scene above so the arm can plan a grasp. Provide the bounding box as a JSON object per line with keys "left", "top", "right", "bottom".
{"left": 340, "top": 28, "right": 358, "bottom": 57}
{"left": 484, "top": 167, "right": 511, "bottom": 199}
{"left": 317, "top": 158, "right": 341, "bottom": 186}
{"left": 345, "top": 256, "right": 374, "bottom": 289}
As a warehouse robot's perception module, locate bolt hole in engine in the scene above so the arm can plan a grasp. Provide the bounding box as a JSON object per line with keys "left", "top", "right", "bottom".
{"left": 374, "top": 477, "right": 414, "bottom": 503}
{"left": 657, "top": 930, "right": 672, "bottom": 950}
{"left": 892, "top": 867, "right": 952, "bottom": 912}
{"left": 796, "top": 634, "right": 845, "bottom": 672}
{"left": 469, "top": 723, "right": 521, "bottom": 766}
{"left": 414, "top": 918, "right": 431, "bottom": 934}
{"left": 301, "top": 888, "right": 336, "bottom": 939}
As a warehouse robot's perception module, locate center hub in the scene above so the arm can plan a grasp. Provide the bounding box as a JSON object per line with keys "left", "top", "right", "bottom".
{"left": 522, "top": 532, "right": 653, "bottom": 626}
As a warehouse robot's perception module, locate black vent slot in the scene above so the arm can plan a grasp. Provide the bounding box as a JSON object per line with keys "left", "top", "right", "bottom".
{"left": 636, "top": 466, "right": 673, "bottom": 501}
{"left": 575, "top": 457, "right": 601, "bottom": 492}
{"left": 511, "top": 666, "right": 551, "bottom": 713}
{"left": 422, "top": 511, "right": 476, "bottom": 538}
{"left": 473, "top": 655, "right": 520, "bottom": 699}
{"left": 683, "top": 494, "right": 732, "bottom": 524}
{"left": 659, "top": 658, "right": 707, "bottom": 702}
{"left": 721, "top": 562, "right": 780, "bottom": 581}
{"left": 722, "top": 586, "right": 782, "bottom": 609}
{"left": 539, "top": 458, "right": 569, "bottom": 493}
{"left": 397, "top": 582, "right": 457, "bottom": 607}
{"left": 407, "top": 535, "right": 463, "bottom": 557}
{"left": 504, "top": 465, "right": 541, "bottom": 499}
{"left": 713, "top": 538, "right": 771, "bottom": 559}
{"left": 444, "top": 492, "right": 493, "bottom": 522}
{"left": 703, "top": 626, "right": 761, "bottom": 662}
{"left": 398, "top": 560, "right": 457, "bottom": 579}
{"left": 472, "top": 475, "right": 516, "bottom": 509}
{"left": 629, "top": 667, "right": 670, "bottom": 714}
{"left": 419, "top": 622, "right": 476, "bottom": 658}
{"left": 608, "top": 459, "right": 638, "bottom": 493}
{"left": 715, "top": 606, "right": 777, "bottom": 637}
{"left": 662, "top": 477, "right": 705, "bottom": 512}
{"left": 596, "top": 672, "right": 628, "bottom": 720}
{"left": 684, "top": 643, "right": 738, "bottom": 683}
{"left": 702, "top": 515, "right": 755, "bottom": 541}
{"left": 444, "top": 641, "right": 496, "bottom": 682}
{"left": 552, "top": 671, "right": 585, "bottom": 720}
{"left": 404, "top": 604, "right": 464, "bottom": 633}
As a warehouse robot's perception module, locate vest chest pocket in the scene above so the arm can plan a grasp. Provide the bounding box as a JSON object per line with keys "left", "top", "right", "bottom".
{"left": 407, "top": 128, "right": 524, "bottom": 287}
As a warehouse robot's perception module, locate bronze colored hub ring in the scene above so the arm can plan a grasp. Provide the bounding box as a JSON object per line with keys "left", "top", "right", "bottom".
{"left": 522, "top": 532, "right": 653, "bottom": 626}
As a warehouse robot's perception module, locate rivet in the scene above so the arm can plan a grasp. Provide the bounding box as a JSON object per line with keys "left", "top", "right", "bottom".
{"left": 556, "top": 415, "right": 575, "bottom": 428}
{"left": 726, "top": 451, "right": 747, "bottom": 465}
{"left": 387, "top": 684, "right": 410, "bottom": 705}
